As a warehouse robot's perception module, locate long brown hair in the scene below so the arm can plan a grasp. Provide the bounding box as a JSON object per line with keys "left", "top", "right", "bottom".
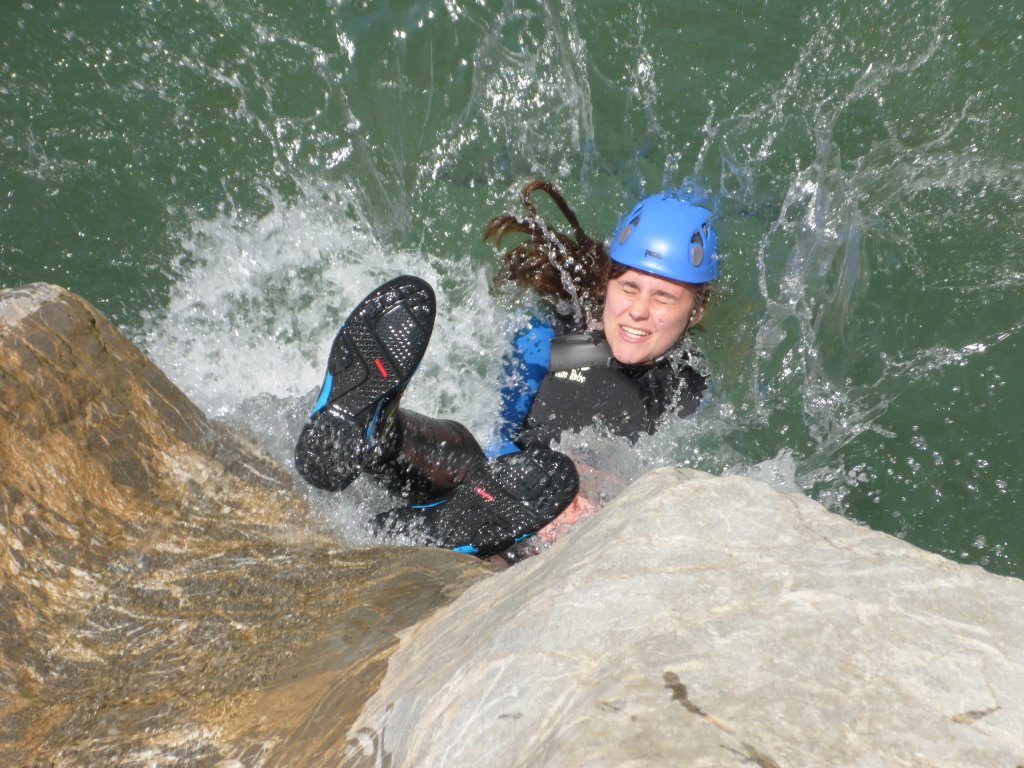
{"left": 485, "top": 181, "right": 617, "bottom": 328}
{"left": 486, "top": 180, "right": 713, "bottom": 332}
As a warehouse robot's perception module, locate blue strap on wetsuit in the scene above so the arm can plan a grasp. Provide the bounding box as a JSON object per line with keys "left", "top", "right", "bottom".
{"left": 487, "top": 318, "right": 554, "bottom": 459}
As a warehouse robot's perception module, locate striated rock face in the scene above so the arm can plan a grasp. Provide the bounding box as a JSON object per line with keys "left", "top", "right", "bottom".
{"left": 345, "top": 468, "right": 1024, "bottom": 768}
{"left": 0, "top": 284, "right": 491, "bottom": 766}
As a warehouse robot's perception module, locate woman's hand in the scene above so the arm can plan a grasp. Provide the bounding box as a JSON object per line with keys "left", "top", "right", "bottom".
{"left": 538, "top": 492, "right": 596, "bottom": 543}
{"left": 488, "top": 489, "right": 597, "bottom": 568}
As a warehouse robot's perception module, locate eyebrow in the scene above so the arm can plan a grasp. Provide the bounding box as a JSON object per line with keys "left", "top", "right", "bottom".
{"left": 620, "top": 278, "right": 685, "bottom": 300}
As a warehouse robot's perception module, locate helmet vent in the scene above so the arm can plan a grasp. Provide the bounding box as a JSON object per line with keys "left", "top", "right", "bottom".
{"left": 690, "top": 231, "right": 704, "bottom": 267}
{"left": 618, "top": 214, "right": 641, "bottom": 245}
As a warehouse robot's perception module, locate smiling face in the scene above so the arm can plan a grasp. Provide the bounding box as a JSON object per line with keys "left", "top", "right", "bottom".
{"left": 601, "top": 268, "right": 704, "bottom": 365}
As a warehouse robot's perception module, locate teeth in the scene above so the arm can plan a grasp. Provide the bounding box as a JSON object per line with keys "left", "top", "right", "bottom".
{"left": 623, "top": 327, "right": 649, "bottom": 338}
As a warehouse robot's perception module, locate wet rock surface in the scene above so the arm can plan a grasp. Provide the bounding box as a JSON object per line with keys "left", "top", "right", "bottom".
{"left": 0, "top": 284, "right": 490, "bottom": 766}
{"left": 5, "top": 283, "right": 1023, "bottom": 768}
{"left": 345, "top": 469, "right": 1024, "bottom": 768}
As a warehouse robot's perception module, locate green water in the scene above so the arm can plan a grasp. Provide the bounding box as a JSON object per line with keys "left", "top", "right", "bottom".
{"left": 2, "top": 0, "right": 1021, "bottom": 576}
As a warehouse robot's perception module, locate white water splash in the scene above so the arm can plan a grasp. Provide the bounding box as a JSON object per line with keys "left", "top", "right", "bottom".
{"left": 141, "top": 180, "right": 523, "bottom": 539}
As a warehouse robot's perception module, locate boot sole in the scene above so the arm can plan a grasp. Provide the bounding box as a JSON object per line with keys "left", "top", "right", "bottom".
{"left": 380, "top": 448, "right": 580, "bottom": 557}
{"left": 299, "top": 275, "right": 436, "bottom": 490}
{"left": 315, "top": 276, "right": 435, "bottom": 418}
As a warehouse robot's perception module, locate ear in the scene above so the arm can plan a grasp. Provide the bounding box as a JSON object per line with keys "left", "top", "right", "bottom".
{"left": 687, "top": 303, "right": 706, "bottom": 329}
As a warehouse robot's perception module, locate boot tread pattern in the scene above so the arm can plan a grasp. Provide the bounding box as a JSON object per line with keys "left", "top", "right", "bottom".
{"left": 296, "top": 275, "right": 436, "bottom": 492}
{"left": 325, "top": 277, "right": 434, "bottom": 419}
{"left": 392, "top": 448, "right": 579, "bottom": 557}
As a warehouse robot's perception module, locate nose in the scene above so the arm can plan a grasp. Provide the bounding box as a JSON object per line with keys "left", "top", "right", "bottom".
{"left": 627, "top": 293, "right": 651, "bottom": 320}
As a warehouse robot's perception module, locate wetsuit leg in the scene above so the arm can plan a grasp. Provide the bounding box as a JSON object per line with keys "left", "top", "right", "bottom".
{"left": 365, "top": 410, "right": 487, "bottom": 503}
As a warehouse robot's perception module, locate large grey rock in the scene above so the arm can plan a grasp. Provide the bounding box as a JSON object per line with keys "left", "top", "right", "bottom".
{"left": 344, "top": 468, "right": 1024, "bottom": 767}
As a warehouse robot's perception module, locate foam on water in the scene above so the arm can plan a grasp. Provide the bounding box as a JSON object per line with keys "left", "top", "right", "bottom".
{"left": 141, "top": 179, "right": 529, "bottom": 539}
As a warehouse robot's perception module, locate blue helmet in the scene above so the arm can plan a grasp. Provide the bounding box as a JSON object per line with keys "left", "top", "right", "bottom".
{"left": 610, "top": 194, "right": 719, "bottom": 284}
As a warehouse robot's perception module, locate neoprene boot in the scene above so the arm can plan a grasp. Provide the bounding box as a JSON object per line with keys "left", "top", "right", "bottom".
{"left": 375, "top": 446, "right": 580, "bottom": 558}
{"left": 294, "top": 275, "right": 435, "bottom": 491}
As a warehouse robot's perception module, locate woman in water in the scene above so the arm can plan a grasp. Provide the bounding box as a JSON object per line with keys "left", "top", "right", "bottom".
{"left": 294, "top": 181, "right": 719, "bottom": 563}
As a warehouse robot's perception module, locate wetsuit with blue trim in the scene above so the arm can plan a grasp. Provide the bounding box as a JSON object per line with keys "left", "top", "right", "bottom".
{"left": 491, "top": 316, "right": 709, "bottom": 456}
{"left": 372, "top": 315, "right": 709, "bottom": 503}
{"left": 295, "top": 276, "right": 706, "bottom": 560}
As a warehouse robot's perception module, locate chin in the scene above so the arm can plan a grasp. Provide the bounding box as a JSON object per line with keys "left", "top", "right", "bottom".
{"left": 608, "top": 341, "right": 652, "bottom": 366}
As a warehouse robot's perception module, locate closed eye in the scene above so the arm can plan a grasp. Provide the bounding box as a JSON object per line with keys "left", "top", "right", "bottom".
{"left": 653, "top": 290, "right": 685, "bottom": 304}
{"left": 617, "top": 280, "right": 640, "bottom": 295}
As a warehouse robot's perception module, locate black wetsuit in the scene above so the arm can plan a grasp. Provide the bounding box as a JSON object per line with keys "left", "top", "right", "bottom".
{"left": 293, "top": 284, "right": 709, "bottom": 559}
{"left": 368, "top": 318, "right": 709, "bottom": 508}
{"left": 491, "top": 319, "right": 709, "bottom": 457}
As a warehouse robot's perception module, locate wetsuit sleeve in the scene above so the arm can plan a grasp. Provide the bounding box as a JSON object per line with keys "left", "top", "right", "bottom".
{"left": 671, "top": 361, "right": 709, "bottom": 419}
{"left": 486, "top": 319, "right": 554, "bottom": 458}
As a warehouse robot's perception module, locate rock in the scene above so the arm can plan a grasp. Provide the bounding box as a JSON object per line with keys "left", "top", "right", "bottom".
{"left": 344, "top": 468, "right": 1024, "bottom": 768}
{"left": 0, "top": 284, "right": 491, "bottom": 766}
{"left": 7, "top": 282, "right": 1023, "bottom": 767}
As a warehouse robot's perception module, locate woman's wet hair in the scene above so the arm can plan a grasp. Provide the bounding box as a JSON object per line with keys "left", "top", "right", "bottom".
{"left": 486, "top": 180, "right": 712, "bottom": 329}
{"left": 485, "top": 180, "right": 612, "bottom": 328}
